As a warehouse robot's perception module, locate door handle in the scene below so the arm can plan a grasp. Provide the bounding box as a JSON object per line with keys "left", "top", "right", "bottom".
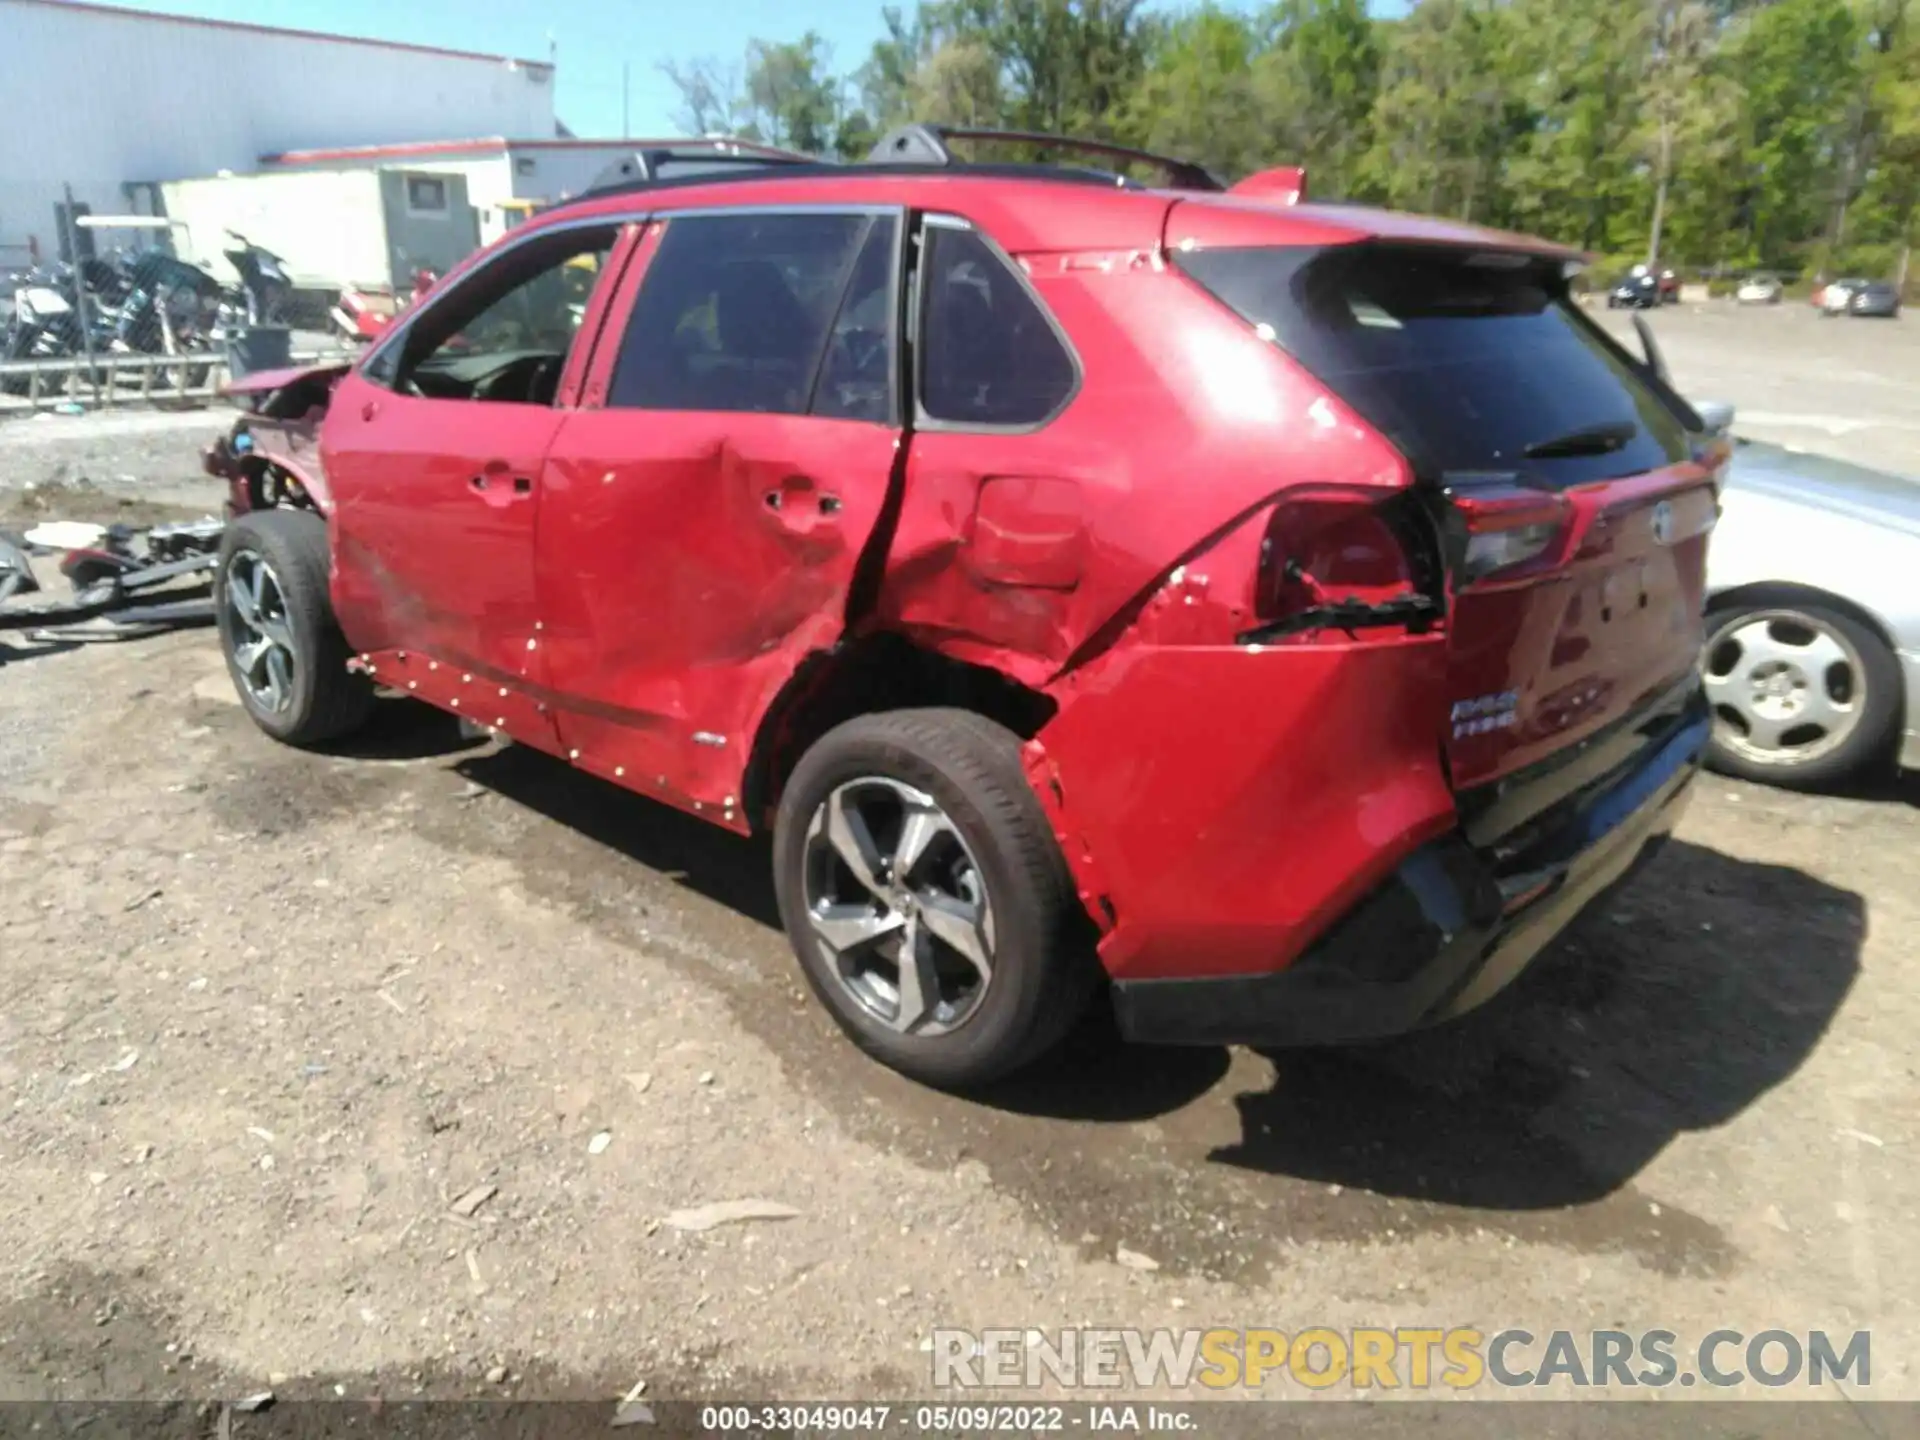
{"left": 762, "top": 477, "right": 839, "bottom": 517}
{"left": 470, "top": 462, "right": 533, "bottom": 504}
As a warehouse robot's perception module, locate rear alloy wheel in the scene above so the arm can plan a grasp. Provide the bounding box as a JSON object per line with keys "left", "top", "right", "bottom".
{"left": 773, "top": 709, "right": 1094, "bottom": 1089}
{"left": 802, "top": 776, "right": 998, "bottom": 1037}
{"left": 1702, "top": 601, "right": 1900, "bottom": 788}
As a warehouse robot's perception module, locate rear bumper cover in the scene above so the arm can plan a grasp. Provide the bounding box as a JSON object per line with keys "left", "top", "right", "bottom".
{"left": 1111, "top": 683, "right": 1709, "bottom": 1047}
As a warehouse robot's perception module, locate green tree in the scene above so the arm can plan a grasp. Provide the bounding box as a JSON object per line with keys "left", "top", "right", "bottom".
{"left": 1730, "top": 0, "right": 1862, "bottom": 266}
{"left": 1120, "top": 7, "right": 1270, "bottom": 178}
{"left": 1251, "top": 0, "right": 1381, "bottom": 194}
{"left": 1358, "top": 0, "right": 1518, "bottom": 218}
{"left": 745, "top": 32, "right": 844, "bottom": 153}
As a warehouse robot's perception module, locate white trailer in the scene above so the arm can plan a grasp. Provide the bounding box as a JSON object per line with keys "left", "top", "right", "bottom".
{"left": 155, "top": 168, "right": 482, "bottom": 293}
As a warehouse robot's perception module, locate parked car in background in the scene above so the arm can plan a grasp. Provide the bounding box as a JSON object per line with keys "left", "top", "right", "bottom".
{"left": 1703, "top": 434, "right": 1920, "bottom": 788}
{"left": 1657, "top": 267, "right": 1680, "bottom": 303}
{"left": 1736, "top": 272, "right": 1783, "bottom": 304}
{"left": 1608, "top": 269, "right": 1664, "bottom": 308}
{"left": 1816, "top": 277, "right": 1870, "bottom": 313}
{"left": 202, "top": 124, "right": 1719, "bottom": 1088}
{"left": 1846, "top": 280, "right": 1902, "bottom": 318}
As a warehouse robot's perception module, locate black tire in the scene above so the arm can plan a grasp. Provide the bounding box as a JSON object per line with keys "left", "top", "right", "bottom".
{"left": 1702, "top": 596, "right": 1902, "bottom": 789}
{"left": 215, "top": 509, "right": 373, "bottom": 746}
{"left": 772, "top": 709, "right": 1096, "bottom": 1089}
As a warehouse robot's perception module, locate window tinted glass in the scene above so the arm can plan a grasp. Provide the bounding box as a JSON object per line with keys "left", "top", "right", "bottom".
{"left": 608, "top": 213, "right": 869, "bottom": 414}
{"left": 919, "top": 227, "right": 1075, "bottom": 427}
{"left": 811, "top": 216, "right": 896, "bottom": 423}
{"left": 1179, "top": 245, "right": 1690, "bottom": 487}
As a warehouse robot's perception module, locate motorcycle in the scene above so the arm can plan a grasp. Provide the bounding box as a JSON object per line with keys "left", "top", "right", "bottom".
{"left": 110, "top": 249, "right": 224, "bottom": 387}
{"left": 2, "top": 263, "right": 107, "bottom": 393}
{"left": 221, "top": 232, "right": 292, "bottom": 326}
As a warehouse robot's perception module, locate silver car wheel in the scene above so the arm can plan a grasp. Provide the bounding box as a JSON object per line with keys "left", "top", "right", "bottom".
{"left": 225, "top": 549, "right": 297, "bottom": 714}
{"left": 1704, "top": 608, "right": 1866, "bottom": 767}
{"left": 800, "top": 777, "right": 996, "bottom": 1037}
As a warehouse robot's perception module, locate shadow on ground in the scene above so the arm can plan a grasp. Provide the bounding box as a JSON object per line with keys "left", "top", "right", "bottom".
{"left": 440, "top": 734, "right": 1862, "bottom": 1257}
{"left": 1212, "top": 840, "right": 1863, "bottom": 1213}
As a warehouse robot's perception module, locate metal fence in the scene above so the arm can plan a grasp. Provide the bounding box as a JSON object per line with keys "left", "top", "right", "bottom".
{"left": 1, "top": 186, "right": 353, "bottom": 416}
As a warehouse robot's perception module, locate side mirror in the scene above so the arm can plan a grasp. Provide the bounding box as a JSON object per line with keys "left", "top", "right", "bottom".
{"left": 1692, "top": 399, "right": 1735, "bottom": 435}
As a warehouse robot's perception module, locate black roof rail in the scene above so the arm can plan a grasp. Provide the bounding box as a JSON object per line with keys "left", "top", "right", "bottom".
{"left": 582, "top": 137, "right": 819, "bottom": 196}
{"left": 865, "top": 124, "right": 1224, "bottom": 192}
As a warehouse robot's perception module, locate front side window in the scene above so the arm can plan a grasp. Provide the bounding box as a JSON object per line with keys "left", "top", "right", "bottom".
{"left": 373, "top": 225, "right": 616, "bottom": 406}
{"left": 917, "top": 225, "right": 1077, "bottom": 427}
{"left": 608, "top": 212, "right": 882, "bottom": 415}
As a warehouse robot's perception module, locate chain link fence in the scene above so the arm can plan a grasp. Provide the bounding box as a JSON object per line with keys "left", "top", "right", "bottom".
{"left": 1, "top": 187, "right": 351, "bottom": 415}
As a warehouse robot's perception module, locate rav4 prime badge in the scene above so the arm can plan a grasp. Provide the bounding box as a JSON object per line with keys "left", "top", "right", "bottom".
{"left": 1451, "top": 689, "right": 1521, "bottom": 738}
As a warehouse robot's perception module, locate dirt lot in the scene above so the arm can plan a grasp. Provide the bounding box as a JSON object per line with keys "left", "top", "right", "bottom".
{"left": 2, "top": 305, "right": 1919, "bottom": 1425}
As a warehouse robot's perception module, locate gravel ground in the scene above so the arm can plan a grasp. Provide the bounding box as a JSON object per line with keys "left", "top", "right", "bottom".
{"left": 1, "top": 307, "right": 1918, "bottom": 1427}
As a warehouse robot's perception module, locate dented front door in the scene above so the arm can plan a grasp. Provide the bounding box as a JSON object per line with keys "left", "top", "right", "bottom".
{"left": 533, "top": 211, "right": 905, "bottom": 822}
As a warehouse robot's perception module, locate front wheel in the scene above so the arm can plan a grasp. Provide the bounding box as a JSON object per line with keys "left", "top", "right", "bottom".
{"left": 772, "top": 709, "right": 1096, "bottom": 1089}
{"left": 216, "top": 509, "right": 373, "bottom": 746}
{"left": 1702, "top": 599, "right": 1901, "bottom": 789}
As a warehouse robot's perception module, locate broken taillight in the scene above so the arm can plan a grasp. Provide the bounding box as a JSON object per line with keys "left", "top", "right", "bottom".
{"left": 1446, "top": 486, "right": 1572, "bottom": 586}
{"left": 1240, "top": 486, "right": 1441, "bottom": 643}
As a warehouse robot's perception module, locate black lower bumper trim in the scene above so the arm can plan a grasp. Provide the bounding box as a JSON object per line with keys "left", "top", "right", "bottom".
{"left": 1111, "top": 687, "right": 1709, "bottom": 1048}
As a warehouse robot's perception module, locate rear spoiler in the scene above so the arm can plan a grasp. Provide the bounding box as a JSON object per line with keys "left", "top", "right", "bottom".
{"left": 1229, "top": 167, "right": 1308, "bottom": 206}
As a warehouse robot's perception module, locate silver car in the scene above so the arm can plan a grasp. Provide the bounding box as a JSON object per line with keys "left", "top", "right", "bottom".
{"left": 1703, "top": 435, "right": 1920, "bottom": 787}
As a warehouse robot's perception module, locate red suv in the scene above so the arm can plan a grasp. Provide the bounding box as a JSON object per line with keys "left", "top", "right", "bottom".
{"left": 206, "top": 128, "right": 1718, "bottom": 1089}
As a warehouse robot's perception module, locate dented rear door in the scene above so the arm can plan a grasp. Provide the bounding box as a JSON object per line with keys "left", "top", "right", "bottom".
{"left": 534, "top": 209, "right": 906, "bottom": 822}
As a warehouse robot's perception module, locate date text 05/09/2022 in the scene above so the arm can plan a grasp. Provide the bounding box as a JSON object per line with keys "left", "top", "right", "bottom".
{"left": 695, "top": 1403, "right": 1196, "bottom": 1432}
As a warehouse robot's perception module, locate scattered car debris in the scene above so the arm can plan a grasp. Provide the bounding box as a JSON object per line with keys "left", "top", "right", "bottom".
{"left": 625, "top": 1072, "right": 653, "bottom": 1095}
{"left": 662, "top": 1199, "right": 801, "bottom": 1232}
{"left": 1115, "top": 1247, "right": 1161, "bottom": 1272}
{"left": 587, "top": 1131, "right": 612, "bottom": 1156}
{"left": 232, "top": 1391, "right": 274, "bottom": 1413}
{"left": 1, "top": 514, "right": 223, "bottom": 657}
{"left": 449, "top": 1183, "right": 498, "bottom": 1219}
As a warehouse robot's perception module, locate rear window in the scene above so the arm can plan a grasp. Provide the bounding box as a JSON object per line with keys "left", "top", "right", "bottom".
{"left": 1177, "top": 244, "right": 1690, "bottom": 487}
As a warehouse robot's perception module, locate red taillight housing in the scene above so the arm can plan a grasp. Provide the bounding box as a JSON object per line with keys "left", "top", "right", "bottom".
{"left": 1121, "top": 486, "right": 1443, "bottom": 650}
{"left": 1446, "top": 487, "right": 1572, "bottom": 586}
{"left": 1255, "top": 486, "right": 1423, "bottom": 623}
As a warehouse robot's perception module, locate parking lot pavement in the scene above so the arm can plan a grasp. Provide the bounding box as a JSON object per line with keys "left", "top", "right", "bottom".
{"left": 1, "top": 305, "right": 1918, "bottom": 1413}
{"left": 1597, "top": 300, "right": 1920, "bottom": 476}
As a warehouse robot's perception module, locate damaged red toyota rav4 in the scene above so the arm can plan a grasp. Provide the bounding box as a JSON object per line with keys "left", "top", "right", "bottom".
{"left": 205, "top": 128, "right": 1720, "bottom": 1089}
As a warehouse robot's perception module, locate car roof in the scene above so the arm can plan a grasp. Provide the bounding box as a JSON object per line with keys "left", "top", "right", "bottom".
{"left": 529, "top": 167, "right": 1583, "bottom": 261}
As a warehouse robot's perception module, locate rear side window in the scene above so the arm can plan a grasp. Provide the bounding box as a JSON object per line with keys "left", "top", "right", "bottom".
{"left": 608, "top": 212, "right": 873, "bottom": 415}
{"left": 1178, "top": 244, "right": 1690, "bottom": 486}
{"left": 918, "top": 226, "right": 1076, "bottom": 427}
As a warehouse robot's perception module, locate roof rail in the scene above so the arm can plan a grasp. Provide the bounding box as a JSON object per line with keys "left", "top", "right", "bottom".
{"left": 583, "top": 137, "right": 819, "bottom": 195}
{"left": 865, "top": 124, "right": 1224, "bottom": 192}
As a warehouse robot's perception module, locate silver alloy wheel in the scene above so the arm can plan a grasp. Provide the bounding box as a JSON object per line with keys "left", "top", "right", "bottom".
{"left": 1704, "top": 608, "right": 1866, "bottom": 767}
{"left": 225, "top": 549, "right": 297, "bottom": 714}
{"left": 801, "top": 776, "right": 996, "bottom": 1037}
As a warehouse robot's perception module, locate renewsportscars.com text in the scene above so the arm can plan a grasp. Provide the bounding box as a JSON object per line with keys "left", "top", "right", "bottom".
{"left": 930, "top": 1327, "right": 1871, "bottom": 1391}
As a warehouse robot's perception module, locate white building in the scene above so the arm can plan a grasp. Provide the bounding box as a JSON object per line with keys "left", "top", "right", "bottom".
{"left": 0, "top": 0, "right": 557, "bottom": 268}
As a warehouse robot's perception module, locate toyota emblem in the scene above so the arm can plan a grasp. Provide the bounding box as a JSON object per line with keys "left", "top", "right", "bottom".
{"left": 1650, "top": 500, "right": 1675, "bottom": 545}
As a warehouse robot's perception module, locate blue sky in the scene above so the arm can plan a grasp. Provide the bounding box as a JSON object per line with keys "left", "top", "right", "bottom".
{"left": 126, "top": 0, "right": 1384, "bottom": 141}
{"left": 127, "top": 0, "right": 936, "bottom": 138}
